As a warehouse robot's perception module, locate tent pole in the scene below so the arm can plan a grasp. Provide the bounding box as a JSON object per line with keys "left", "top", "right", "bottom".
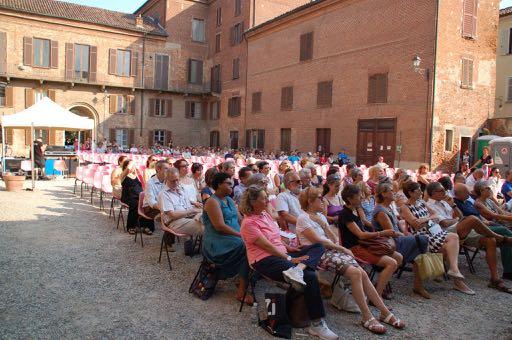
{"left": 78, "top": 130, "right": 81, "bottom": 168}
{"left": 1, "top": 125, "right": 5, "bottom": 174}
{"left": 31, "top": 124, "right": 35, "bottom": 190}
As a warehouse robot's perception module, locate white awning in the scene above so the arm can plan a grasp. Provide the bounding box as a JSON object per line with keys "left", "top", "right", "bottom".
{"left": 1, "top": 97, "right": 94, "bottom": 130}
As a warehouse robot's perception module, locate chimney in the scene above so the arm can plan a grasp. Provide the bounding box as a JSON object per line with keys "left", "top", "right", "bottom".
{"left": 135, "top": 14, "right": 144, "bottom": 28}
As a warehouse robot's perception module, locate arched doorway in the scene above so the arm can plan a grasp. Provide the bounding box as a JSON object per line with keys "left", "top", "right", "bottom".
{"left": 67, "top": 104, "right": 98, "bottom": 147}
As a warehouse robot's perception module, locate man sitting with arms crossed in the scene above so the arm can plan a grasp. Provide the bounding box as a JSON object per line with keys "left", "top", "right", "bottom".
{"left": 233, "top": 166, "right": 253, "bottom": 204}
{"left": 141, "top": 160, "right": 170, "bottom": 235}
{"left": 427, "top": 182, "right": 512, "bottom": 293}
{"left": 276, "top": 171, "right": 303, "bottom": 232}
{"left": 158, "top": 168, "right": 204, "bottom": 248}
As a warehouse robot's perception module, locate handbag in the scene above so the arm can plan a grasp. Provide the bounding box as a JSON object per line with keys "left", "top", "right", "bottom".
{"left": 414, "top": 236, "right": 445, "bottom": 280}
{"left": 189, "top": 258, "right": 218, "bottom": 300}
{"left": 260, "top": 293, "right": 292, "bottom": 339}
{"left": 359, "top": 236, "right": 396, "bottom": 256}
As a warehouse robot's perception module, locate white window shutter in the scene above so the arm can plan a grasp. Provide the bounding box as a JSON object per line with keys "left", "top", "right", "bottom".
{"left": 499, "top": 29, "right": 510, "bottom": 56}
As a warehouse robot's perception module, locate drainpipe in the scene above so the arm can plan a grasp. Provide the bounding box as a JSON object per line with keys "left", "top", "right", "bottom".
{"left": 243, "top": 32, "right": 249, "bottom": 149}
{"left": 140, "top": 32, "right": 147, "bottom": 138}
{"left": 429, "top": 0, "right": 440, "bottom": 170}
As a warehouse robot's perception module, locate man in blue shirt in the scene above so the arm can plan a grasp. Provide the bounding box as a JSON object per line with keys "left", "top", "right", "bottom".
{"left": 501, "top": 169, "right": 512, "bottom": 203}
{"left": 454, "top": 183, "right": 512, "bottom": 283}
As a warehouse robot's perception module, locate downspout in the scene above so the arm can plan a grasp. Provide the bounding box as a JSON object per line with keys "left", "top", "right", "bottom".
{"left": 429, "top": 0, "right": 440, "bottom": 169}
{"left": 252, "top": 0, "right": 256, "bottom": 27}
{"left": 140, "top": 32, "right": 147, "bottom": 138}
{"left": 243, "top": 33, "right": 249, "bottom": 149}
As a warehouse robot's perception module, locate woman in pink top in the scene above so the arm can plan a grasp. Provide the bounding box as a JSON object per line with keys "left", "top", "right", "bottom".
{"left": 240, "top": 186, "right": 338, "bottom": 340}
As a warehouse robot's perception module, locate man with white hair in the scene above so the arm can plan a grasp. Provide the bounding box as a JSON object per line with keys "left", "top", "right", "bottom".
{"left": 141, "top": 160, "right": 170, "bottom": 234}
{"left": 158, "top": 168, "right": 203, "bottom": 238}
{"left": 466, "top": 168, "right": 484, "bottom": 191}
{"left": 276, "top": 171, "right": 303, "bottom": 231}
{"left": 298, "top": 168, "right": 312, "bottom": 190}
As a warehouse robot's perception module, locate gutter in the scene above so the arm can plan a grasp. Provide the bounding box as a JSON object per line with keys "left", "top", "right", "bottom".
{"left": 140, "top": 32, "right": 147, "bottom": 138}
{"left": 429, "top": 0, "right": 440, "bottom": 169}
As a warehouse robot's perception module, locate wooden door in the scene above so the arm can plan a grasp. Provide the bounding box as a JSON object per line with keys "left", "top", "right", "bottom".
{"left": 281, "top": 128, "right": 291, "bottom": 152}
{"left": 357, "top": 119, "right": 396, "bottom": 166}
{"left": 316, "top": 128, "right": 331, "bottom": 153}
{"left": 229, "top": 131, "right": 239, "bottom": 149}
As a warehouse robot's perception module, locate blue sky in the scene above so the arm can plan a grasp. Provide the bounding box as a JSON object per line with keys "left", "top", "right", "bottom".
{"left": 62, "top": 0, "right": 512, "bottom": 13}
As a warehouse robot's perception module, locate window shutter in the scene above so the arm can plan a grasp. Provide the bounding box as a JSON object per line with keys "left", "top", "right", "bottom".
{"left": 128, "top": 95, "right": 136, "bottom": 114}
{"left": 130, "top": 51, "right": 138, "bottom": 77}
{"left": 508, "top": 78, "right": 512, "bottom": 102}
{"left": 499, "top": 29, "right": 510, "bottom": 56}
{"left": 368, "top": 75, "right": 377, "bottom": 103}
{"left": 109, "top": 95, "right": 117, "bottom": 113}
{"left": 25, "top": 88, "right": 34, "bottom": 108}
{"left": 148, "top": 98, "right": 155, "bottom": 116}
{"left": 187, "top": 59, "right": 192, "bottom": 83}
{"left": 197, "top": 60, "right": 203, "bottom": 85}
{"left": 166, "top": 100, "right": 172, "bottom": 117}
{"left": 166, "top": 130, "right": 172, "bottom": 146}
{"left": 378, "top": 74, "right": 388, "bottom": 103}
{"left": 245, "top": 130, "right": 251, "bottom": 148}
{"left": 462, "top": 0, "right": 475, "bottom": 38}
{"left": 230, "top": 26, "right": 235, "bottom": 46}
{"left": 50, "top": 40, "right": 58, "bottom": 68}
{"left": 201, "top": 102, "right": 207, "bottom": 120}
{"left": 5, "top": 86, "right": 13, "bottom": 107}
{"left": 65, "top": 43, "right": 74, "bottom": 80}
{"left": 185, "top": 101, "right": 191, "bottom": 118}
{"left": 6, "top": 128, "right": 13, "bottom": 145}
{"left": 0, "top": 32, "right": 7, "bottom": 75}
{"left": 108, "top": 49, "right": 117, "bottom": 75}
{"left": 257, "top": 130, "right": 265, "bottom": 149}
{"left": 472, "top": 0, "right": 478, "bottom": 38}
{"left": 281, "top": 87, "right": 287, "bottom": 110}
{"left": 109, "top": 128, "right": 115, "bottom": 142}
{"left": 461, "top": 58, "right": 473, "bottom": 88}
{"left": 160, "top": 55, "right": 169, "bottom": 90}
{"left": 25, "top": 128, "right": 31, "bottom": 146}
{"left": 89, "top": 46, "right": 97, "bottom": 82}
{"left": 23, "top": 37, "right": 33, "bottom": 66}
{"left": 467, "top": 59, "right": 473, "bottom": 88}
{"left": 148, "top": 129, "right": 154, "bottom": 146}
{"left": 128, "top": 129, "right": 135, "bottom": 146}
{"left": 306, "top": 32, "right": 313, "bottom": 60}
{"left": 286, "top": 87, "right": 293, "bottom": 109}
{"left": 48, "top": 89, "right": 56, "bottom": 101}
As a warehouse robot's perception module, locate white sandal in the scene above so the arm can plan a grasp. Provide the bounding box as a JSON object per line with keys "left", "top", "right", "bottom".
{"left": 379, "top": 313, "right": 405, "bottom": 329}
{"left": 361, "top": 317, "right": 386, "bottom": 334}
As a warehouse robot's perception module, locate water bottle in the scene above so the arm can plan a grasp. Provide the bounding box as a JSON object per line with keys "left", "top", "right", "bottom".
{"left": 250, "top": 302, "right": 259, "bottom": 325}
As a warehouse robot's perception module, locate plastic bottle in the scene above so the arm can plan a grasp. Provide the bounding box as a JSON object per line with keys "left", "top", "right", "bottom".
{"left": 250, "top": 302, "right": 259, "bottom": 325}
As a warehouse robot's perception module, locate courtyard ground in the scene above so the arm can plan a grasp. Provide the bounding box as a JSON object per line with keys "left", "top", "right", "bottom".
{"left": 0, "top": 179, "right": 511, "bottom": 339}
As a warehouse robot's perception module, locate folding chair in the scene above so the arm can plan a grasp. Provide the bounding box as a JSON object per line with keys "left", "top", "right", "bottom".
{"left": 135, "top": 192, "right": 159, "bottom": 247}
{"left": 116, "top": 201, "right": 129, "bottom": 231}
{"left": 239, "top": 266, "right": 290, "bottom": 313}
{"left": 461, "top": 244, "right": 480, "bottom": 274}
{"left": 158, "top": 215, "right": 201, "bottom": 271}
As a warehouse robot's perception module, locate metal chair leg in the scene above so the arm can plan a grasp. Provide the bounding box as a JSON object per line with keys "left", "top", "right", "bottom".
{"left": 135, "top": 218, "right": 144, "bottom": 247}
{"left": 159, "top": 234, "right": 165, "bottom": 263}
{"left": 109, "top": 197, "right": 115, "bottom": 219}
{"left": 90, "top": 187, "right": 94, "bottom": 205}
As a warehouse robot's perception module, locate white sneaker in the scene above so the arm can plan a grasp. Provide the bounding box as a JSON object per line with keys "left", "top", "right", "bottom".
{"left": 308, "top": 319, "right": 339, "bottom": 340}
{"left": 282, "top": 266, "right": 307, "bottom": 287}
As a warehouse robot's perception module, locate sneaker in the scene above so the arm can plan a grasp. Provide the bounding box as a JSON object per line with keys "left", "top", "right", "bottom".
{"left": 282, "top": 266, "right": 306, "bottom": 287}
{"left": 308, "top": 319, "right": 339, "bottom": 340}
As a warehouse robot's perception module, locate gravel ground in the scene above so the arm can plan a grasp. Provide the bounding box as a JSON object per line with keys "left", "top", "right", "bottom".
{"left": 0, "top": 179, "right": 511, "bottom": 339}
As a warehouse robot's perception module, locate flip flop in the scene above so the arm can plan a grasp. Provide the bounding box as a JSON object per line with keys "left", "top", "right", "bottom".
{"left": 488, "top": 279, "right": 512, "bottom": 294}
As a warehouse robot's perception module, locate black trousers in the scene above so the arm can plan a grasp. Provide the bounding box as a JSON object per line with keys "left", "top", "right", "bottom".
{"left": 253, "top": 243, "right": 325, "bottom": 320}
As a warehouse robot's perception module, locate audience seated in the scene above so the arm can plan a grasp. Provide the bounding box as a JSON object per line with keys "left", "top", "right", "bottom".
{"left": 400, "top": 181, "right": 474, "bottom": 295}
{"left": 500, "top": 169, "right": 512, "bottom": 209}
{"left": 276, "top": 171, "right": 303, "bottom": 231}
{"left": 322, "top": 174, "right": 344, "bottom": 226}
{"left": 416, "top": 164, "right": 431, "bottom": 193}
{"left": 174, "top": 159, "right": 201, "bottom": 204}
{"left": 274, "top": 160, "right": 291, "bottom": 192}
{"left": 299, "top": 168, "right": 312, "bottom": 189}
{"left": 239, "top": 186, "right": 338, "bottom": 340}
{"left": 201, "top": 167, "right": 218, "bottom": 203}
{"left": 143, "top": 155, "right": 157, "bottom": 183}
{"left": 234, "top": 167, "right": 253, "bottom": 204}
{"left": 120, "top": 159, "right": 143, "bottom": 234}
{"left": 142, "top": 160, "right": 170, "bottom": 234}
{"left": 158, "top": 168, "right": 204, "bottom": 239}
{"left": 202, "top": 172, "right": 251, "bottom": 304}
{"left": 366, "top": 165, "right": 382, "bottom": 195}
{"left": 191, "top": 163, "right": 205, "bottom": 193}
{"left": 297, "top": 187, "right": 403, "bottom": 334}
{"left": 372, "top": 183, "right": 430, "bottom": 299}
{"left": 466, "top": 169, "right": 484, "bottom": 192}
{"left": 111, "top": 155, "right": 127, "bottom": 197}
{"left": 257, "top": 161, "right": 279, "bottom": 199}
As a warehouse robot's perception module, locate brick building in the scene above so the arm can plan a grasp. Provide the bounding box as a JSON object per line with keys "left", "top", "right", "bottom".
{"left": 244, "top": 0, "right": 498, "bottom": 170}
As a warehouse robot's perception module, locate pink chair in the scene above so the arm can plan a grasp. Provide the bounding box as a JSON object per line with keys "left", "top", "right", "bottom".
{"left": 21, "top": 160, "right": 38, "bottom": 178}
{"left": 53, "top": 160, "right": 69, "bottom": 177}
{"left": 158, "top": 214, "right": 195, "bottom": 271}
{"left": 90, "top": 171, "right": 104, "bottom": 205}
{"left": 81, "top": 168, "right": 95, "bottom": 198}
{"left": 74, "top": 166, "right": 84, "bottom": 194}
{"left": 100, "top": 173, "right": 112, "bottom": 211}
{"left": 135, "top": 192, "right": 156, "bottom": 247}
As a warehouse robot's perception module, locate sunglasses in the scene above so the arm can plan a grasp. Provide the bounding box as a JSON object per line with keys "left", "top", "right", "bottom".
{"left": 290, "top": 180, "right": 301, "bottom": 184}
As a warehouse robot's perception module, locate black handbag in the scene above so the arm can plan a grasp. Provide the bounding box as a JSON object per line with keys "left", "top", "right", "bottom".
{"left": 189, "top": 258, "right": 218, "bottom": 300}
{"left": 260, "top": 293, "right": 292, "bottom": 339}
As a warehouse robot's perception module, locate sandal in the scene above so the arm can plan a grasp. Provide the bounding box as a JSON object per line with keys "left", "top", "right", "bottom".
{"left": 361, "top": 317, "right": 386, "bottom": 334}
{"left": 143, "top": 228, "right": 153, "bottom": 235}
{"left": 453, "top": 280, "right": 475, "bottom": 295}
{"left": 128, "top": 229, "right": 136, "bottom": 235}
{"left": 413, "top": 287, "right": 431, "bottom": 299}
{"left": 488, "top": 279, "right": 512, "bottom": 294}
{"left": 379, "top": 313, "right": 405, "bottom": 329}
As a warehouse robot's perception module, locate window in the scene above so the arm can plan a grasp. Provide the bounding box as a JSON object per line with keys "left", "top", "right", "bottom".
{"left": 280, "top": 128, "right": 292, "bottom": 152}
{"left": 229, "top": 131, "right": 239, "bottom": 149}
{"left": 232, "top": 58, "right": 240, "bottom": 79}
{"left": 33, "top": 38, "right": 50, "bottom": 67}
{"left": 35, "top": 129, "right": 49, "bottom": 145}
{"left": 188, "top": 59, "right": 203, "bottom": 85}
{"left": 368, "top": 73, "right": 388, "bottom": 103}
{"left": 155, "top": 54, "right": 169, "bottom": 90}
{"left": 154, "top": 130, "right": 165, "bottom": 145}
{"left": 154, "top": 99, "right": 166, "bottom": 116}
{"left": 74, "top": 44, "right": 90, "bottom": 81}
{"left": 210, "top": 131, "right": 220, "bottom": 147}
{"left": 231, "top": 22, "right": 244, "bottom": 45}
{"left": 462, "top": 0, "right": 477, "bottom": 39}
{"left": 192, "top": 18, "right": 206, "bottom": 42}
{"left": 281, "top": 86, "right": 293, "bottom": 110}
{"left": 461, "top": 58, "right": 474, "bottom": 89}
{"left": 210, "top": 101, "right": 220, "bottom": 120}
{"left": 228, "top": 97, "right": 241, "bottom": 117}
{"left": 215, "top": 33, "right": 221, "bottom": 53}
{"left": 115, "top": 129, "right": 128, "bottom": 148}
{"left": 252, "top": 92, "right": 261, "bottom": 113}
{"left": 235, "top": 0, "right": 242, "bottom": 16}
{"left": 299, "top": 32, "right": 313, "bottom": 61}
{"left": 216, "top": 7, "right": 222, "bottom": 26}
{"left": 0, "top": 83, "right": 6, "bottom": 107}
{"left": 117, "top": 95, "right": 128, "bottom": 114}
{"left": 507, "top": 77, "right": 512, "bottom": 102}
{"left": 246, "top": 129, "right": 265, "bottom": 149}
{"left": 317, "top": 80, "right": 333, "bottom": 107}
{"left": 211, "top": 64, "right": 221, "bottom": 93}
{"left": 445, "top": 130, "right": 454, "bottom": 152}
{"left": 186, "top": 101, "right": 202, "bottom": 119}
{"left": 116, "top": 50, "right": 131, "bottom": 76}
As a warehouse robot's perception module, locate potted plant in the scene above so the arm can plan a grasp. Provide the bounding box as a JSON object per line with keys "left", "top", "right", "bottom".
{"left": 2, "top": 170, "right": 26, "bottom": 192}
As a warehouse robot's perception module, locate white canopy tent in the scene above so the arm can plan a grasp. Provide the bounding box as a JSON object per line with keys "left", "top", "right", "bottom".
{"left": 1, "top": 97, "right": 94, "bottom": 190}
